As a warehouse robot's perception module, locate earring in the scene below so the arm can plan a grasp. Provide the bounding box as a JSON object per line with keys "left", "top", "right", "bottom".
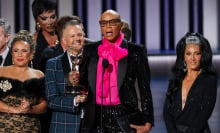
{"left": 36, "top": 22, "right": 42, "bottom": 31}
{"left": 183, "top": 61, "right": 187, "bottom": 72}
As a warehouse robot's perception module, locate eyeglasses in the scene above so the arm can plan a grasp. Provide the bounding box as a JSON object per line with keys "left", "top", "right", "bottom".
{"left": 99, "top": 19, "right": 121, "bottom": 27}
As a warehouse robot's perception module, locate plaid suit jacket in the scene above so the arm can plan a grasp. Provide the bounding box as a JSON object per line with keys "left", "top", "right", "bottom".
{"left": 45, "top": 52, "right": 82, "bottom": 133}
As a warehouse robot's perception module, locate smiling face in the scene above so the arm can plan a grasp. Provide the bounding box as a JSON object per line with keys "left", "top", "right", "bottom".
{"left": 37, "top": 10, "right": 57, "bottom": 33}
{"left": 184, "top": 44, "right": 202, "bottom": 71}
{"left": 62, "top": 24, "right": 84, "bottom": 55}
{"left": 99, "top": 10, "right": 123, "bottom": 44}
{"left": 11, "top": 41, "right": 33, "bottom": 67}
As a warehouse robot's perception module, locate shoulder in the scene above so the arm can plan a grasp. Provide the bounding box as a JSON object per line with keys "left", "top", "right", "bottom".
{"left": 200, "top": 72, "right": 217, "bottom": 83}
{"left": 0, "top": 66, "right": 12, "bottom": 77}
{"left": 83, "top": 41, "right": 101, "bottom": 56}
{"left": 128, "top": 41, "right": 145, "bottom": 50}
{"left": 30, "top": 68, "right": 45, "bottom": 79}
{"left": 84, "top": 41, "right": 101, "bottom": 49}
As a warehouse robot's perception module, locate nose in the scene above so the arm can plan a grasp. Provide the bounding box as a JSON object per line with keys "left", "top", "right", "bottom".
{"left": 18, "top": 51, "right": 22, "bottom": 56}
{"left": 106, "top": 21, "right": 111, "bottom": 27}
{"left": 191, "top": 54, "right": 195, "bottom": 60}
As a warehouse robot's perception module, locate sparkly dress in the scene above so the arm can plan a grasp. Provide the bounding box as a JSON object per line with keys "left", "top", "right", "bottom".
{"left": 0, "top": 77, "right": 45, "bottom": 133}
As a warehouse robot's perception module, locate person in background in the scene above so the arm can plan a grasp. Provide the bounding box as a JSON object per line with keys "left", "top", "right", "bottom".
{"left": 121, "top": 19, "right": 131, "bottom": 41}
{"left": 45, "top": 20, "right": 88, "bottom": 133}
{"left": 0, "top": 30, "right": 47, "bottom": 132}
{"left": 31, "top": 0, "right": 59, "bottom": 69}
{"left": 163, "top": 32, "right": 217, "bottom": 133}
{"left": 0, "top": 18, "right": 12, "bottom": 66}
{"left": 39, "top": 15, "right": 94, "bottom": 73}
{"left": 81, "top": 9, "right": 153, "bottom": 133}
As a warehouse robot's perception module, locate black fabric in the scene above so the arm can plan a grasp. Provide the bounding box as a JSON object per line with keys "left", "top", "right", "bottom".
{"left": 163, "top": 72, "right": 217, "bottom": 133}
{"left": 0, "top": 55, "right": 2, "bottom": 65}
{"left": 70, "top": 55, "right": 82, "bottom": 61}
{"left": 3, "top": 52, "right": 13, "bottom": 66}
{"left": 38, "top": 44, "right": 63, "bottom": 72}
{"left": 0, "top": 77, "right": 45, "bottom": 102}
{"left": 33, "top": 31, "right": 49, "bottom": 69}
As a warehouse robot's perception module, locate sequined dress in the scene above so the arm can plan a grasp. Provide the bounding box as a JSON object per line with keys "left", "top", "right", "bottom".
{"left": 0, "top": 77, "right": 45, "bottom": 133}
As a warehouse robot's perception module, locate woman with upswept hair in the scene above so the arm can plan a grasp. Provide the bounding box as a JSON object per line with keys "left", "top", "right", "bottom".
{"left": 163, "top": 32, "right": 217, "bottom": 133}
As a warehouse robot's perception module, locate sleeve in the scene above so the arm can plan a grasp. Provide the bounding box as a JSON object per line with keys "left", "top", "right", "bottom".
{"left": 136, "top": 46, "right": 154, "bottom": 125}
{"left": 163, "top": 96, "right": 177, "bottom": 133}
{"left": 45, "top": 58, "right": 79, "bottom": 113}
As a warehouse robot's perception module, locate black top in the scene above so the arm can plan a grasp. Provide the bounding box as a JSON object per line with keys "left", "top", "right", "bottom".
{"left": 163, "top": 72, "right": 217, "bottom": 133}
{"left": 38, "top": 44, "right": 63, "bottom": 72}
{"left": 0, "top": 77, "right": 45, "bottom": 104}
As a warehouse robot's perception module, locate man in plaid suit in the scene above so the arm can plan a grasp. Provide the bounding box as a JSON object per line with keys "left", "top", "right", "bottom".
{"left": 45, "top": 19, "right": 87, "bottom": 133}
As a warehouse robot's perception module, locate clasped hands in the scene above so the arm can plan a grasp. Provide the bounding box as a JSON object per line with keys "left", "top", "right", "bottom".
{"left": 9, "top": 98, "right": 31, "bottom": 114}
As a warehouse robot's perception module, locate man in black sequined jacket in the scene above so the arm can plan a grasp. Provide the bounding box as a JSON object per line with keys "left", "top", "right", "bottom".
{"left": 81, "top": 9, "right": 154, "bottom": 133}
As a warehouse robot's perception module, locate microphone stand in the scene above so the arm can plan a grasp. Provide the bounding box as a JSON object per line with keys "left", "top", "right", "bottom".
{"left": 101, "top": 68, "right": 105, "bottom": 133}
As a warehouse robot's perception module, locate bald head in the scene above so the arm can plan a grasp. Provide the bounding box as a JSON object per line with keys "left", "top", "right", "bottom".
{"left": 100, "top": 9, "right": 121, "bottom": 20}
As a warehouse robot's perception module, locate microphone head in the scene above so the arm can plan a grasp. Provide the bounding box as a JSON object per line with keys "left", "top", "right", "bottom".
{"left": 102, "top": 58, "right": 109, "bottom": 68}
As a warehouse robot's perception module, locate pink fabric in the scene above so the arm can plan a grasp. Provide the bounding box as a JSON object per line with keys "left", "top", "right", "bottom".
{"left": 96, "top": 32, "right": 128, "bottom": 105}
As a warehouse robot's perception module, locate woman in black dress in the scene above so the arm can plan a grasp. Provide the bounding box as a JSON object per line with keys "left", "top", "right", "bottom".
{"left": 0, "top": 30, "right": 47, "bottom": 132}
{"left": 163, "top": 32, "right": 217, "bottom": 133}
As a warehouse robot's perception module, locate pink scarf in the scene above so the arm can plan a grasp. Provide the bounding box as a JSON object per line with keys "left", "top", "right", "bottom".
{"left": 96, "top": 32, "right": 128, "bottom": 105}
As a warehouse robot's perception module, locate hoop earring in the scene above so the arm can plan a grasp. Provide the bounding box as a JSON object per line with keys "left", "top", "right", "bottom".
{"left": 36, "top": 22, "right": 42, "bottom": 31}
{"left": 183, "top": 61, "right": 187, "bottom": 72}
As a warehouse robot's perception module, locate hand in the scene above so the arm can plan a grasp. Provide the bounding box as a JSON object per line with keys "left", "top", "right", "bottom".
{"left": 19, "top": 98, "right": 31, "bottom": 113}
{"left": 75, "top": 93, "right": 88, "bottom": 104}
{"left": 130, "top": 122, "right": 152, "bottom": 133}
{"left": 69, "top": 71, "right": 80, "bottom": 85}
{"left": 10, "top": 99, "right": 31, "bottom": 114}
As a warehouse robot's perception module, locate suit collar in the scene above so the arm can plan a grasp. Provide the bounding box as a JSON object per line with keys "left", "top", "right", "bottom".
{"left": 88, "top": 40, "right": 128, "bottom": 91}
{"left": 117, "top": 39, "right": 128, "bottom": 89}
{"left": 61, "top": 52, "right": 71, "bottom": 75}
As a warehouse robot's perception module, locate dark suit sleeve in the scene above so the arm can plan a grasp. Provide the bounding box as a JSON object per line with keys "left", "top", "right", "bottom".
{"left": 136, "top": 46, "right": 154, "bottom": 125}
{"left": 163, "top": 96, "right": 177, "bottom": 133}
{"left": 45, "top": 58, "right": 79, "bottom": 113}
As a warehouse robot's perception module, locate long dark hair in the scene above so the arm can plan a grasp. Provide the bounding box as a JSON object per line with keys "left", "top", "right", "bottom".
{"left": 166, "top": 32, "right": 216, "bottom": 102}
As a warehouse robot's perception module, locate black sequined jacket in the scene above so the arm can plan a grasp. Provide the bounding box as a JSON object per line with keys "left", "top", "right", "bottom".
{"left": 81, "top": 39, "right": 154, "bottom": 132}
{"left": 163, "top": 72, "right": 217, "bottom": 133}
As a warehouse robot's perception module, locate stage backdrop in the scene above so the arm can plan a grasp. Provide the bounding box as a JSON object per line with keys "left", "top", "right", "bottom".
{"left": 0, "top": 0, "right": 219, "bottom": 53}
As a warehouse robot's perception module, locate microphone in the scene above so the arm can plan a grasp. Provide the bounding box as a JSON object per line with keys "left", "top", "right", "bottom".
{"left": 101, "top": 58, "right": 109, "bottom": 132}
{"left": 102, "top": 58, "right": 109, "bottom": 69}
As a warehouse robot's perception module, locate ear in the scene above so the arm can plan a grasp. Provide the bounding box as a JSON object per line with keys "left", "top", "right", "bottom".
{"left": 62, "top": 37, "right": 67, "bottom": 45}
{"left": 120, "top": 22, "right": 123, "bottom": 30}
{"left": 6, "top": 34, "right": 10, "bottom": 44}
{"left": 30, "top": 51, "right": 34, "bottom": 60}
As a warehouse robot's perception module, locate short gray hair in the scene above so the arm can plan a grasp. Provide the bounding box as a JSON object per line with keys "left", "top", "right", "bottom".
{"left": 0, "top": 18, "right": 11, "bottom": 36}
{"left": 62, "top": 20, "right": 82, "bottom": 35}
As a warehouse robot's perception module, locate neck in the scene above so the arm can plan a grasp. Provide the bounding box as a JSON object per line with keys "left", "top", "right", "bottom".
{"left": 186, "top": 69, "right": 201, "bottom": 79}
{"left": 68, "top": 49, "right": 82, "bottom": 56}
{"left": 13, "top": 65, "right": 29, "bottom": 71}
{"left": 42, "top": 30, "right": 56, "bottom": 36}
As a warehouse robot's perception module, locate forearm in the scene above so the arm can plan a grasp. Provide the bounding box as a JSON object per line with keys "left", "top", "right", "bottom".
{"left": 28, "top": 99, "right": 47, "bottom": 114}
{"left": 0, "top": 101, "right": 10, "bottom": 113}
